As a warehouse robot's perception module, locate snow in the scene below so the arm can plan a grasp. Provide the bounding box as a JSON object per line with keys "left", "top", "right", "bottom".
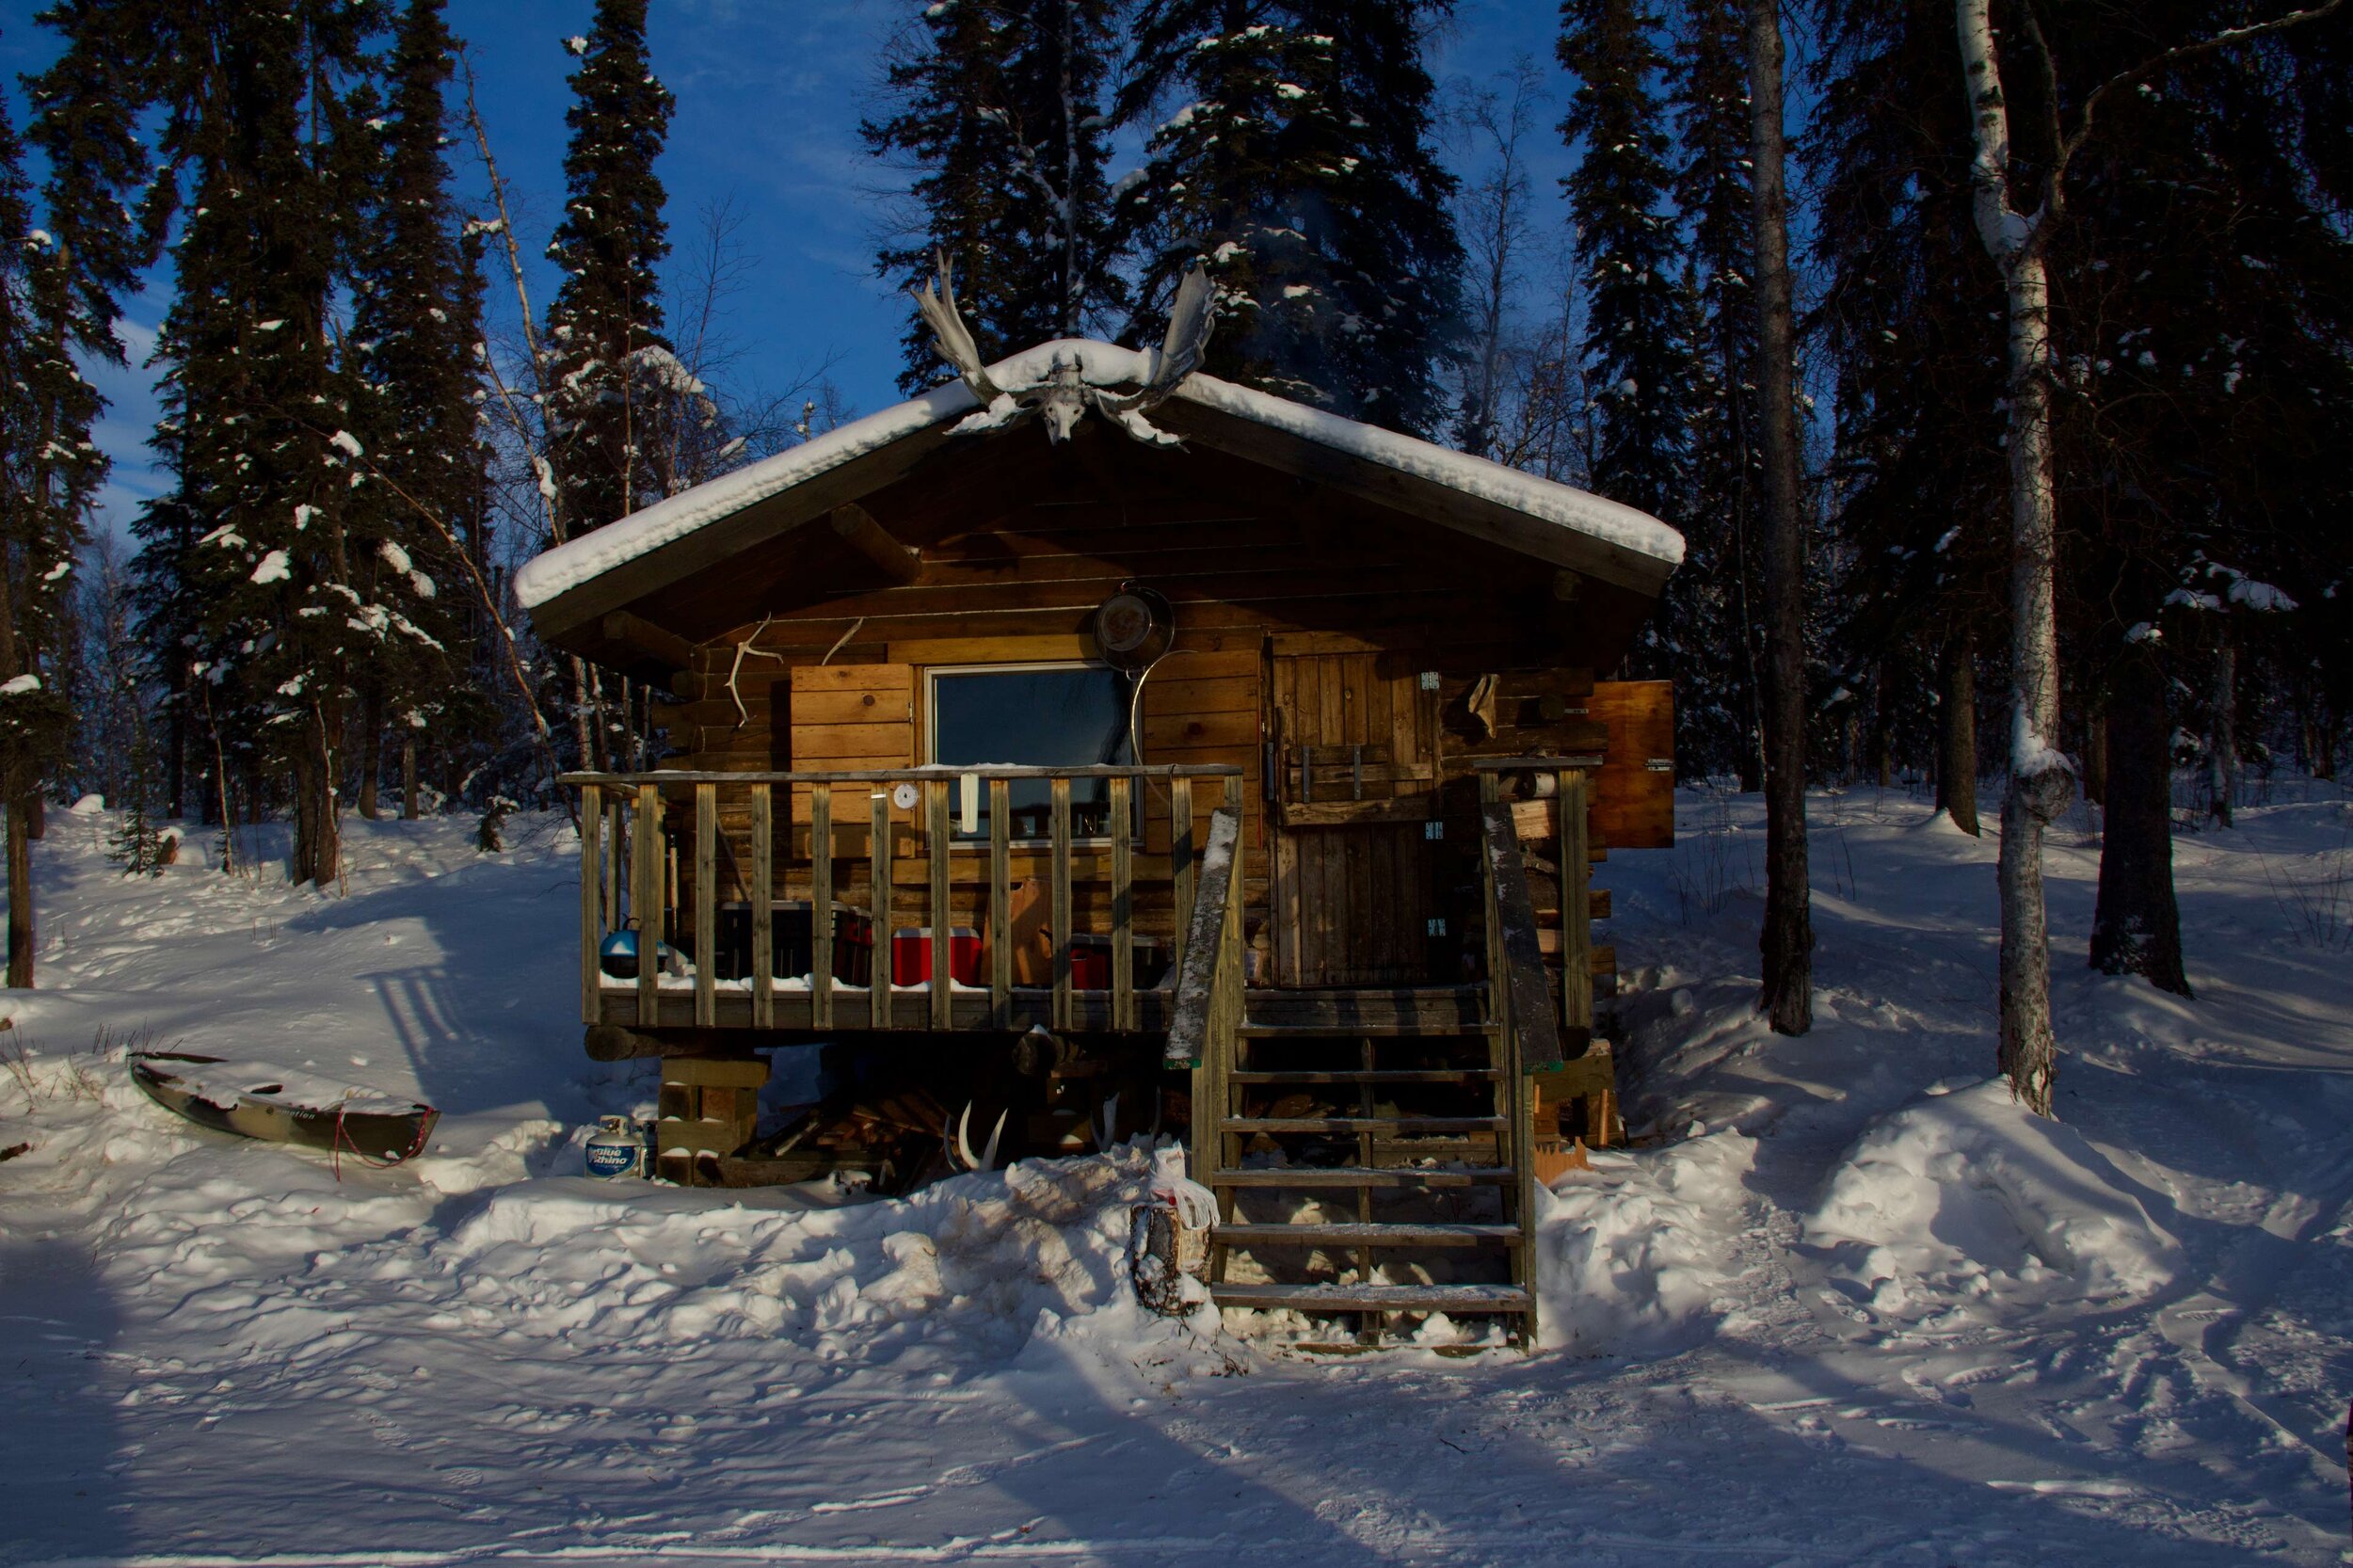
{"left": 248, "top": 549, "right": 291, "bottom": 585}
{"left": 1, "top": 672, "right": 40, "bottom": 696}
{"left": 513, "top": 340, "right": 1686, "bottom": 611}
{"left": 5, "top": 789, "right": 2353, "bottom": 1563}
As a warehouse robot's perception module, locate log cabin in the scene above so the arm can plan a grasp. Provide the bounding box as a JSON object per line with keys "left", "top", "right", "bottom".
{"left": 517, "top": 311, "right": 1682, "bottom": 1347}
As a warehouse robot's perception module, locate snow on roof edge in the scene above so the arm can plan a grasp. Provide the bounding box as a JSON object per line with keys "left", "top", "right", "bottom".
{"left": 513, "top": 338, "right": 1682, "bottom": 614}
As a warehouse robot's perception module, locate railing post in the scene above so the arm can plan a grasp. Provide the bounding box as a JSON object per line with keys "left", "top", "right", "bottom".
{"left": 1480, "top": 771, "right": 1506, "bottom": 1037}
{"left": 988, "top": 777, "right": 1011, "bottom": 1026}
{"left": 634, "top": 781, "right": 662, "bottom": 1026}
{"left": 750, "top": 783, "right": 774, "bottom": 1029}
{"left": 1110, "top": 775, "right": 1133, "bottom": 1031}
{"left": 694, "top": 782, "right": 717, "bottom": 1028}
{"left": 579, "top": 783, "right": 602, "bottom": 1026}
{"left": 926, "top": 777, "right": 952, "bottom": 1031}
{"left": 1557, "top": 767, "right": 1593, "bottom": 1041}
{"left": 810, "top": 783, "right": 834, "bottom": 1029}
{"left": 1050, "top": 775, "right": 1073, "bottom": 1032}
{"left": 869, "top": 783, "right": 891, "bottom": 1030}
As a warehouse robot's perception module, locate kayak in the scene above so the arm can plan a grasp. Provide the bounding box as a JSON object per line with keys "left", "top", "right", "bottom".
{"left": 129, "top": 1052, "right": 439, "bottom": 1166}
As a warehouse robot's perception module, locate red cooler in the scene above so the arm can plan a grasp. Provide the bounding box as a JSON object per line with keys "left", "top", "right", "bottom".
{"left": 892, "top": 926, "right": 983, "bottom": 986}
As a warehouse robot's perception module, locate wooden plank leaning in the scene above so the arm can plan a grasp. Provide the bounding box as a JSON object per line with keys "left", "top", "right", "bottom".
{"left": 1480, "top": 799, "right": 1563, "bottom": 1072}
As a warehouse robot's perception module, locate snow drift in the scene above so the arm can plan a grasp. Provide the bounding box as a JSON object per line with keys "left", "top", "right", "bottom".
{"left": 1804, "top": 1077, "right": 2182, "bottom": 1318}
{"left": 1535, "top": 1127, "right": 1759, "bottom": 1353}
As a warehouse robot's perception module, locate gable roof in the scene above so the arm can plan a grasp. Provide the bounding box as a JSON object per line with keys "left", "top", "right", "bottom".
{"left": 514, "top": 340, "right": 1685, "bottom": 633}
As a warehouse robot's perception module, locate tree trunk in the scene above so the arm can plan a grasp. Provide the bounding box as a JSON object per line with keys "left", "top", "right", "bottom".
{"left": 2207, "top": 632, "right": 2236, "bottom": 828}
{"left": 1749, "top": 0, "right": 1813, "bottom": 1035}
{"left": 1937, "top": 629, "right": 1981, "bottom": 835}
{"left": 2090, "top": 641, "right": 2189, "bottom": 996}
{"left": 569, "top": 653, "right": 597, "bottom": 775}
{"left": 402, "top": 735, "right": 420, "bottom": 820}
{"left": 291, "top": 706, "right": 342, "bottom": 888}
{"left": 2082, "top": 701, "right": 2107, "bottom": 807}
{"left": 1869, "top": 663, "right": 1895, "bottom": 788}
{"left": 1960, "top": 0, "right": 2071, "bottom": 1116}
{"left": 5, "top": 790, "right": 31, "bottom": 989}
{"left": 358, "top": 682, "right": 383, "bottom": 820}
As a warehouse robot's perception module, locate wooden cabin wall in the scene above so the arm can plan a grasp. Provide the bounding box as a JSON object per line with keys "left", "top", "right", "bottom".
{"left": 632, "top": 431, "right": 1666, "bottom": 981}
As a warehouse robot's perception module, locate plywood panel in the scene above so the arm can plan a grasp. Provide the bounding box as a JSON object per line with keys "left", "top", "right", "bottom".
{"left": 1588, "top": 680, "right": 1675, "bottom": 850}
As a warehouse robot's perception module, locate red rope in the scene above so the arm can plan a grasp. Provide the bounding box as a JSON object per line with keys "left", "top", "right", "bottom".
{"left": 329, "top": 1096, "right": 434, "bottom": 1181}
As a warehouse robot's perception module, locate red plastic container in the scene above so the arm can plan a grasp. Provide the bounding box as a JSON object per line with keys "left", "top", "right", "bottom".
{"left": 892, "top": 926, "right": 983, "bottom": 986}
{"left": 1068, "top": 936, "right": 1111, "bottom": 991}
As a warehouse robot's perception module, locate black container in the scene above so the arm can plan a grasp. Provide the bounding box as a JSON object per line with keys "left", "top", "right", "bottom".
{"left": 712, "top": 903, "right": 754, "bottom": 980}
{"left": 773, "top": 901, "right": 814, "bottom": 978}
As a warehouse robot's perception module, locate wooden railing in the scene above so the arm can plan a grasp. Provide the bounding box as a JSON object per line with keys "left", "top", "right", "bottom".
{"left": 567, "top": 765, "right": 1245, "bottom": 1036}
{"left": 1474, "top": 757, "right": 1596, "bottom": 1057}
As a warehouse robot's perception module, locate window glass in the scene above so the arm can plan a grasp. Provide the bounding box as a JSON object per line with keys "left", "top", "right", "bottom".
{"left": 929, "top": 664, "right": 1135, "bottom": 839}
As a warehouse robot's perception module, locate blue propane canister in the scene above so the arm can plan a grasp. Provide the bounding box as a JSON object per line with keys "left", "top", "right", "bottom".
{"left": 599, "top": 927, "right": 641, "bottom": 981}
{"left": 584, "top": 1115, "right": 646, "bottom": 1178}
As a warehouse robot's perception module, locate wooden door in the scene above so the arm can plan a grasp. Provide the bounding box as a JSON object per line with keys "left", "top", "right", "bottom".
{"left": 1268, "top": 651, "right": 1437, "bottom": 986}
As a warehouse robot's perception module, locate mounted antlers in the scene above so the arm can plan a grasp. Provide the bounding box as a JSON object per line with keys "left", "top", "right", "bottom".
{"left": 910, "top": 250, "right": 1217, "bottom": 446}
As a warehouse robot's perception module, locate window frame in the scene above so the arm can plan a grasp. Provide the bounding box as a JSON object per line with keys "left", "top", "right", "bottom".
{"left": 921, "top": 660, "right": 1141, "bottom": 845}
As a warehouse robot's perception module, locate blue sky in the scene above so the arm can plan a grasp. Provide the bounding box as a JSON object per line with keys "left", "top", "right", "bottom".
{"left": 1, "top": 0, "right": 1576, "bottom": 540}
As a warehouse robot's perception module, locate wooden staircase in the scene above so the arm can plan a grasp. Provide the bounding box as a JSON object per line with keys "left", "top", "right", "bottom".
{"left": 1196, "top": 1010, "right": 1538, "bottom": 1346}
{"left": 1166, "top": 766, "right": 1599, "bottom": 1351}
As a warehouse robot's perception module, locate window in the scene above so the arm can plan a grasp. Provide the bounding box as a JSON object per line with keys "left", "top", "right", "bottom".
{"left": 927, "top": 663, "right": 1136, "bottom": 840}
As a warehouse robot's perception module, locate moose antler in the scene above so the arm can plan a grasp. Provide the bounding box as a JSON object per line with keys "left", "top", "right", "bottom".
{"left": 911, "top": 254, "right": 1217, "bottom": 445}
{"left": 912, "top": 250, "right": 1007, "bottom": 408}
{"left": 1103, "top": 264, "right": 1216, "bottom": 416}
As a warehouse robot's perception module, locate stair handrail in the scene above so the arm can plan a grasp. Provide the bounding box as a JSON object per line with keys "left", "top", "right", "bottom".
{"left": 1479, "top": 800, "right": 1564, "bottom": 1074}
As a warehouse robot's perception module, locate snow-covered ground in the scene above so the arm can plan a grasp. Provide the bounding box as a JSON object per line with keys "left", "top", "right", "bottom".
{"left": 4, "top": 788, "right": 2349, "bottom": 1566}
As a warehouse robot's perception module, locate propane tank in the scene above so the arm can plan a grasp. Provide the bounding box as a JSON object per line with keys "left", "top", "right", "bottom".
{"left": 584, "top": 1115, "right": 646, "bottom": 1179}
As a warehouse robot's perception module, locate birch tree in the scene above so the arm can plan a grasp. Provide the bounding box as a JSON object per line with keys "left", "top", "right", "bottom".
{"left": 1954, "top": 0, "right": 2345, "bottom": 1114}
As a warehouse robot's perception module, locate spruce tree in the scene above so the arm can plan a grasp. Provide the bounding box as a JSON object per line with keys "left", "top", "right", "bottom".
{"left": 542, "top": 0, "right": 676, "bottom": 540}
{"left": 1813, "top": 0, "right": 2005, "bottom": 831}
{"left": 1664, "top": 0, "right": 1761, "bottom": 784}
{"left": 1557, "top": 0, "right": 1688, "bottom": 521}
{"left": 347, "top": 0, "right": 484, "bottom": 818}
{"left": 1118, "top": 0, "right": 1463, "bottom": 434}
{"left": 865, "top": 0, "right": 1125, "bottom": 394}
{"left": 8, "top": 8, "right": 140, "bottom": 984}
{"left": 55, "top": 0, "right": 385, "bottom": 887}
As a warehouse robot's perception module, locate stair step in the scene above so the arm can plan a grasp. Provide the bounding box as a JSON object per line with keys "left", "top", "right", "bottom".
{"left": 1209, "top": 1282, "right": 1532, "bottom": 1314}
{"left": 1214, "top": 1222, "right": 1521, "bottom": 1247}
{"left": 1239, "top": 1022, "right": 1498, "bottom": 1039}
{"left": 1224, "top": 1116, "right": 1506, "bottom": 1134}
{"left": 1212, "top": 1165, "right": 1515, "bottom": 1189}
{"left": 1226, "top": 1068, "right": 1498, "bottom": 1084}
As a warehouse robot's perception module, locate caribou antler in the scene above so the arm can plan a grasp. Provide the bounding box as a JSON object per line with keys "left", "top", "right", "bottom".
{"left": 913, "top": 250, "right": 1007, "bottom": 407}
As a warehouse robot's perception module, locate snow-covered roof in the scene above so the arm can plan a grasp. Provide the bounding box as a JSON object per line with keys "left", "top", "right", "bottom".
{"left": 513, "top": 339, "right": 1685, "bottom": 613}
